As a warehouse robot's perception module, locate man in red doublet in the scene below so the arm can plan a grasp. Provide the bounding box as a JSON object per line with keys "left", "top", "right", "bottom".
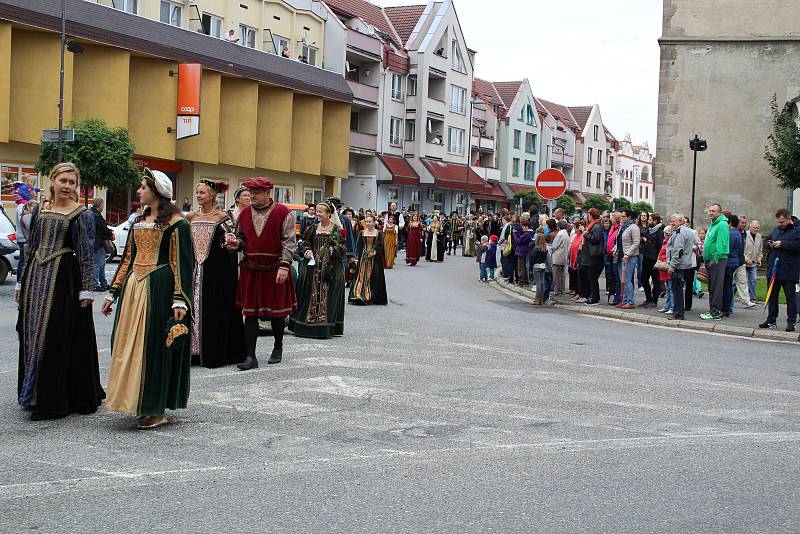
{"left": 225, "top": 177, "right": 296, "bottom": 370}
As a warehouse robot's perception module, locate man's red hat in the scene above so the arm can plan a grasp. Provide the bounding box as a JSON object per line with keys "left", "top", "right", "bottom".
{"left": 242, "top": 177, "right": 273, "bottom": 191}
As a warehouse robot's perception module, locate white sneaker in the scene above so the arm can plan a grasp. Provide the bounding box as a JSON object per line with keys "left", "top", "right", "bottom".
{"left": 657, "top": 307, "right": 668, "bottom": 313}
{"left": 637, "top": 287, "right": 645, "bottom": 292}
{"left": 744, "top": 302, "right": 756, "bottom": 308}
{"left": 665, "top": 309, "right": 673, "bottom": 315}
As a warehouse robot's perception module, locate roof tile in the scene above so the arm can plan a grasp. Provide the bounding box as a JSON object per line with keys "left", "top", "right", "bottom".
{"left": 384, "top": 5, "right": 426, "bottom": 46}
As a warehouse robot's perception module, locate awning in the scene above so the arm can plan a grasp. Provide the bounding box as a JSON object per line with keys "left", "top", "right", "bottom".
{"left": 567, "top": 191, "right": 587, "bottom": 205}
{"left": 509, "top": 184, "right": 536, "bottom": 194}
{"left": 420, "top": 159, "right": 486, "bottom": 194}
{"left": 378, "top": 154, "right": 419, "bottom": 186}
{"left": 474, "top": 182, "right": 509, "bottom": 201}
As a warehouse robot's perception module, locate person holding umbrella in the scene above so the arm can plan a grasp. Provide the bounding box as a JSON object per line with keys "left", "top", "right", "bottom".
{"left": 759, "top": 209, "right": 800, "bottom": 332}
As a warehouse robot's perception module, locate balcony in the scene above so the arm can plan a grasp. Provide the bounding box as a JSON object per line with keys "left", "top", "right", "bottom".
{"left": 471, "top": 135, "right": 495, "bottom": 152}
{"left": 567, "top": 180, "right": 582, "bottom": 192}
{"left": 551, "top": 151, "right": 574, "bottom": 168}
{"left": 349, "top": 131, "right": 377, "bottom": 152}
{"left": 425, "top": 142, "right": 445, "bottom": 159}
{"left": 471, "top": 166, "right": 501, "bottom": 182}
{"left": 427, "top": 98, "right": 447, "bottom": 117}
{"left": 346, "top": 29, "right": 383, "bottom": 58}
{"left": 347, "top": 80, "right": 379, "bottom": 105}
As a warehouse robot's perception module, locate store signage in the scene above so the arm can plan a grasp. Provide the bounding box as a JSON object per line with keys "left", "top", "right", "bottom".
{"left": 176, "top": 63, "right": 201, "bottom": 140}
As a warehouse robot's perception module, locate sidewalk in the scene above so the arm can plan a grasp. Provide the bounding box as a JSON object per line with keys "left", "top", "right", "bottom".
{"left": 490, "top": 277, "right": 800, "bottom": 343}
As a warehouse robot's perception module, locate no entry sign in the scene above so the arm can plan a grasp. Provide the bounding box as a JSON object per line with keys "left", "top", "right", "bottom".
{"left": 534, "top": 168, "right": 567, "bottom": 200}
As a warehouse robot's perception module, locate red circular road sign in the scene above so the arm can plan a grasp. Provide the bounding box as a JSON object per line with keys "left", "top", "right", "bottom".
{"left": 534, "top": 168, "right": 567, "bottom": 200}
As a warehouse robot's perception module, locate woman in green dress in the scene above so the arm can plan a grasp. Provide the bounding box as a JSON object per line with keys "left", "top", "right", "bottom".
{"left": 288, "top": 202, "right": 346, "bottom": 339}
{"left": 102, "top": 169, "right": 194, "bottom": 430}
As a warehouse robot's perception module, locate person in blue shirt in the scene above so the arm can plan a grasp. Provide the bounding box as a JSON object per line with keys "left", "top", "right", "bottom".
{"left": 722, "top": 213, "right": 743, "bottom": 316}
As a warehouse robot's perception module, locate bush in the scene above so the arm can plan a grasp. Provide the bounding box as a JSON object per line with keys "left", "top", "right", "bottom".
{"left": 631, "top": 201, "right": 654, "bottom": 214}
{"left": 556, "top": 195, "right": 576, "bottom": 216}
{"left": 612, "top": 197, "right": 631, "bottom": 211}
{"left": 583, "top": 196, "right": 611, "bottom": 213}
{"left": 764, "top": 94, "right": 800, "bottom": 191}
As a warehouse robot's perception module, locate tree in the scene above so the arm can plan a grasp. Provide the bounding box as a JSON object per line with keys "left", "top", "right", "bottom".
{"left": 632, "top": 201, "right": 654, "bottom": 214}
{"left": 36, "top": 118, "right": 140, "bottom": 201}
{"left": 764, "top": 94, "right": 800, "bottom": 191}
{"left": 582, "top": 196, "right": 611, "bottom": 213}
{"left": 513, "top": 190, "right": 542, "bottom": 213}
{"left": 555, "top": 195, "right": 576, "bottom": 216}
{"left": 612, "top": 197, "right": 631, "bottom": 211}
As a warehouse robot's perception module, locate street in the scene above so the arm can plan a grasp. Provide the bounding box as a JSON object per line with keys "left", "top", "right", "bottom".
{"left": 1, "top": 254, "right": 799, "bottom": 532}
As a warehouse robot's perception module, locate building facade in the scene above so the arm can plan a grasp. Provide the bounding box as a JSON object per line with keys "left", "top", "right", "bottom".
{"left": 656, "top": 0, "right": 800, "bottom": 223}
{"left": 614, "top": 134, "right": 654, "bottom": 206}
{"left": 537, "top": 98, "right": 577, "bottom": 192}
{"left": 0, "top": 0, "right": 351, "bottom": 220}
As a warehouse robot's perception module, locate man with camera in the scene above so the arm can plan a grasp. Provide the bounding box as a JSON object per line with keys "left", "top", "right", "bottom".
{"left": 759, "top": 209, "right": 800, "bottom": 332}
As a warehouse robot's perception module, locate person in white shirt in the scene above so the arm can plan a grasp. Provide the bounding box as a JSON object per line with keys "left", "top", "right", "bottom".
{"left": 225, "top": 30, "right": 239, "bottom": 43}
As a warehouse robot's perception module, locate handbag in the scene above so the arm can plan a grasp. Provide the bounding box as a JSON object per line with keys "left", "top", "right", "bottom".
{"left": 501, "top": 229, "right": 513, "bottom": 257}
{"left": 103, "top": 239, "right": 116, "bottom": 256}
{"left": 654, "top": 259, "right": 669, "bottom": 271}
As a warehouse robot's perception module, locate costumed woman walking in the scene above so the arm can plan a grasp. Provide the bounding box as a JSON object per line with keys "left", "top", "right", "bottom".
{"left": 349, "top": 214, "right": 388, "bottom": 305}
{"left": 289, "top": 202, "right": 347, "bottom": 337}
{"left": 463, "top": 214, "right": 477, "bottom": 257}
{"left": 17, "top": 162, "right": 104, "bottom": 421}
{"left": 405, "top": 213, "right": 424, "bottom": 266}
{"left": 186, "top": 180, "right": 245, "bottom": 368}
{"left": 226, "top": 177, "right": 297, "bottom": 370}
{"left": 426, "top": 215, "right": 444, "bottom": 262}
{"left": 229, "top": 185, "right": 251, "bottom": 222}
{"left": 383, "top": 215, "right": 398, "bottom": 269}
{"left": 102, "top": 169, "right": 193, "bottom": 430}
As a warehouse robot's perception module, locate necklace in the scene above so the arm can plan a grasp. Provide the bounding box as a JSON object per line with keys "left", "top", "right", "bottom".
{"left": 318, "top": 221, "right": 333, "bottom": 232}
{"left": 199, "top": 206, "right": 215, "bottom": 216}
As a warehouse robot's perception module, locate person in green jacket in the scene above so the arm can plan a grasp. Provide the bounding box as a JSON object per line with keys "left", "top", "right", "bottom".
{"left": 700, "top": 204, "right": 729, "bottom": 320}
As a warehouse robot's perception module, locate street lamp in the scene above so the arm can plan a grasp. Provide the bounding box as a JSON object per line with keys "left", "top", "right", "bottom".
{"left": 689, "top": 134, "right": 707, "bottom": 228}
{"left": 57, "top": 0, "right": 84, "bottom": 162}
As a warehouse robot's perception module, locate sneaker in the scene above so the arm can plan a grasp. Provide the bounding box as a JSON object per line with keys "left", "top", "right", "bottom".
{"left": 744, "top": 302, "right": 757, "bottom": 309}
{"left": 657, "top": 308, "right": 668, "bottom": 313}
{"left": 576, "top": 298, "right": 588, "bottom": 303}
{"left": 619, "top": 304, "right": 635, "bottom": 309}
{"left": 788, "top": 324, "right": 797, "bottom": 333}
{"left": 758, "top": 321, "right": 777, "bottom": 329}
{"left": 700, "top": 312, "right": 722, "bottom": 321}
{"left": 697, "top": 291, "right": 705, "bottom": 299}
{"left": 584, "top": 301, "right": 600, "bottom": 306}
{"left": 664, "top": 309, "right": 673, "bottom": 315}
{"left": 637, "top": 287, "right": 645, "bottom": 292}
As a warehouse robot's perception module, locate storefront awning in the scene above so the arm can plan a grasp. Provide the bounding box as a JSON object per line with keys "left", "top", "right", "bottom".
{"left": 378, "top": 154, "right": 419, "bottom": 186}
{"left": 509, "top": 184, "right": 536, "bottom": 194}
{"left": 420, "top": 159, "right": 487, "bottom": 194}
{"left": 473, "top": 181, "right": 508, "bottom": 201}
{"left": 567, "top": 191, "right": 587, "bottom": 205}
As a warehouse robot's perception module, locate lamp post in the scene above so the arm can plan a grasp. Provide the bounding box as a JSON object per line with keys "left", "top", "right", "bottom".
{"left": 58, "top": 0, "right": 66, "bottom": 162}
{"left": 689, "top": 134, "right": 707, "bottom": 228}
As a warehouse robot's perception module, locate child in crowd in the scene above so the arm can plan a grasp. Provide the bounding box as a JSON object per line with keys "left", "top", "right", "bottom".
{"left": 658, "top": 225, "right": 674, "bottom": 314}
{"left": 477, "top": 235, "right": 489, "bottom": 282}
{"left": 530, "top": 231, "right": 549, "bottom": 305}
{"left": 486, "top": 235, "right": 498, "bottom": 280}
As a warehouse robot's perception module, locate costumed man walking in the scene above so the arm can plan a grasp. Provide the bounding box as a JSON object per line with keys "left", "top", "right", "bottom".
{"left": 225, "top": 177, "right": 297, "bottom": 370}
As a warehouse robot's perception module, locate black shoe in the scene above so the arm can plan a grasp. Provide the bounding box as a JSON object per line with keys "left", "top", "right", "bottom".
{"left": 788, "top": 324, "right": 796, "bottom": 333}
{"left": 669, "top": 315, "right": 684, "bottom": 320}
{"left": 268, "top": 348, "right": 282, "bottom": 364}
{"left": 758, "top": 321, "right": 777, "bottom": 329}
{"left": 638, "top": 302, "right": 650, "bottom": 308}
{"left": 237, "top": 356, "right": 258, "bottom": 370}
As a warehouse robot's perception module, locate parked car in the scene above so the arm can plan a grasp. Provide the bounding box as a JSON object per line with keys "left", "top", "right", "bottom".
{"left": 0, "top": 205, "right": 19, "bottom": 283}
{"left": 107, "top": 220, "right": 132, "bottom": 262}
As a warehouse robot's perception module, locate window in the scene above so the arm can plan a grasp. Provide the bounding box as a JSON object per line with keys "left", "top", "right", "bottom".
{"left": 302, "top": 44, "right": 318, "bottom": 66}
{"left": 586, "top": 170, "right": 592, "bottom": 187}
{"left": 273, "top": 34, "right": 289, "bottom": 55}
{"left": 240, "top": 25, "right": 256, "bottom": 48}
{"left": 387, "top": 188, "right": 399, "bottom": 201}
{"left": 391, "top": 73, "right": 403, "bottom": 100}
{"left": 645, "top": 187, "right": 649, "bottom": 199}
{"left": 448, "top": 127, "right": 465, "bottom": 155}
{"left": 525, "top": 132, "right": 536, "bottom": 154}
{"left": 116, "top": 0, "right": 138, "bottom": 14}
{"left": 411, "top": 189, "right": 421, "bottom": 202}
{"left": 512, "top": 158, "right": 520, "bottom": 177}
{"left": 408, "top": 75, "right": 417, "bottom": 96}
{"left": 526, "top": 104, "right": 535, "bottom": 126}
{"left": 524, "top": 160, "right": 535, "bottom": 181}
{"left": 596, "top": 172, "right": 601, "bottom": 189}
{"left": 451, "top": 40, "right": 465, "bottom": 72}
{"left": 201, "top": 13, "right": 223, "bottom": 38}
{"left": 597, "top": 150, "right": 603, "bottom": 166}
{"left": 390, "top": 117, "right": 402, "bottom": 146}
{"left": 303, "top": 188, "right": 323, "bottom": 205}
{"left": 428, "top": 190, "right": 443, "bottom": 203}
{"left": 519, "top": 108, "right": 524, "bottom": 122}
{"left": 405, "top": 119, "right": 415, "bottom": 142}
{"left": 349, "top": 112, "right": 358, "bottom": 132}
{"left": 608, "top": 155, "right": 614, "bottom": 169}
{"left": 450, "top": 85, "right": 466, "bottom": 114}
{"left": 639, "top": 186, "right": 643, "bottom": 199}
{"left": 513, "top": 130, "right": 521, "bottom": 149}
{"left": 593, "top": 125, "right": 599, "bottom": 141}
{"left": 587, "top": 147, "right": 593, "bottom": 164}
{"left": 160, "top": 0, "right": 182, "bottom": 27}
{"left": 274, "top": 185, "right": 294, "bottom": 204}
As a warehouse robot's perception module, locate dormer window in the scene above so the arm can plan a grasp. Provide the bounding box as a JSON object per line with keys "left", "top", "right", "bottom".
{"left": 451, "top": 40, "right": 465, "bottom": 72}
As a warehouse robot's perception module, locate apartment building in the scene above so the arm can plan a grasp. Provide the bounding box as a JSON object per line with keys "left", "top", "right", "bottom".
{"left": 0, "top": 0, "right": 351, "bottom": 217}
{"left": 615, "top": 134, "right": 654, "bottom": 205}
{"left": 537, "top": 98, "right": 578, "bottom": 196}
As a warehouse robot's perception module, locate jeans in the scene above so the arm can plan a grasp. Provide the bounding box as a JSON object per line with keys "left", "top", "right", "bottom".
{"left": 663, "top": 280, "right": 674, "bottom": 311}
{"left": 766, "top": 279, "right": 798, "bottom": 326}
{"left": 614, "top": 263, "right": 623, "bottom": 304}
{"left": 93, "top": 247, "right": 108, "bottom": 289}
{"left": 707, "top": 259, "right": 728, "bottom": 316}
{"left": 543, "top": 272, "right": 553, "bottom": 302}
{"left": 622, "top": 258, "right": 636, "bottom": 305}
{"left": 635, "top": 254, "right": 644, "bottom": 288}
{"left": 746, "top": 266, "right": 757, "bottom": 301}
{"left": 532, "top": 269, "right": 546, "bottom": 299}
{"left": 479, "top": 262, "right": 487, "bottom": 281}
{"left": 488, "top": 267, "right": 495, "bottom": 279}
{"left": 672, "top": 269, "right": 688, "bottom": 319}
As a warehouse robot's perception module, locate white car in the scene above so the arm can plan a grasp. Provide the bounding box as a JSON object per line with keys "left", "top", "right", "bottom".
{"left": 107, "top": 220, "right": 133, "bottom": 262}
{"left": 0, "top": 206, "right": 19, "bottom": 283}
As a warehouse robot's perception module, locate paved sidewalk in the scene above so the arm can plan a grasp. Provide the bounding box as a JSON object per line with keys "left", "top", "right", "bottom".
{"left": 490, "top": 277, "right": 799, "bottom": 343}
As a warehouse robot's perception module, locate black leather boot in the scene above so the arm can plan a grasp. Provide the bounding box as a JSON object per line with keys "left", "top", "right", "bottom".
{"left": 268, "top": 348, "right": 282, "bottom": 364}
{"left": 237, "top": 355, "right": 258, "bottom": 371}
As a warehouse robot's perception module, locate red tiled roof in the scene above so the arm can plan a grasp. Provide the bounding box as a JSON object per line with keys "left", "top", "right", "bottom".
{"left": 568, "top": 106, "right": 593, "bottom": 130}
{"left": 538, "top": 98, "right": 578, "bottom": 130}
{"left": 474, "top": 182, "right": 508, "bottom": 200}
{"left": 384, "top": 5, "right": 425, "bottom": 46}
{"left": 324, "top": 0, "right": 400, "bottom": 46}
{"left": 472, "top": 78, "right": 507, "bottom": 119}
{"left": 509, "top": 184, "right": 536, "bottom": 193}
{"left": 378, "top": 154, "right": 419, "bottom": 186}
{"left": 420, "top": 159, "right": 489, "bottom": 194}
{"left": 492, "top": 81, "right": 522, "bottom": 109}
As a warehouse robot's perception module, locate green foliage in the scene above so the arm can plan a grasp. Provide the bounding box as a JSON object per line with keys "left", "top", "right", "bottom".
{"left": 513, "top": 190, "right": 542, "bottom": 212}
{"left": 36, "top": 118, "right": 139, "bottom": 191}
{"left": 631, "top": 201, "right": 654, "bottom": 214}
{"left": 582, "top": 196, "right": 611, "bottom": 212}
{"left": 555, "top": 195, "right": 576, "bottom": 216}
{"left": 764, "top": 94, "right": 800, "bottom": 190}
{"left": 612, "top": 197, "right": 631, "bottom": 211}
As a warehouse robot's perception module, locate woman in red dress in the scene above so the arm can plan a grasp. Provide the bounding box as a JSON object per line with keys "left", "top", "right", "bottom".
{"left": 405, "top": 213, "right": 424, "bottom": 266}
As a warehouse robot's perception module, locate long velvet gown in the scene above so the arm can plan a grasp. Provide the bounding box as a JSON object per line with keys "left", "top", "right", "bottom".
{"left": 289, "top": 224, "right": 346, "bottom": 338}
{"left": 463, "top": 220, "right": 477, "bottom": 257}
{"left": 383, "top": 226, "right": 398, "bottom": 269}
{"left": 405, "top": 222, "right": 423, "bottom": 266}
{"left": 349, "top": 232, "right": 388, "bottom": 305}
{"left": 106, "top": 218, "right": 194, "bottom": 417}
{"left": 190, "top": 217, "right": 245, "bottom": 368}
{"left": 425, "top": 221, "right": 446, "bottom": 262}
{"left": 17, "top": 205, "right": 105, "bottom": 417}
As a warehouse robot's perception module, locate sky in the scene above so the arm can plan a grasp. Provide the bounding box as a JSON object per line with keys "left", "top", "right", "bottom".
{"left": 375, "top": 0, "right": 663, "bottom": 149}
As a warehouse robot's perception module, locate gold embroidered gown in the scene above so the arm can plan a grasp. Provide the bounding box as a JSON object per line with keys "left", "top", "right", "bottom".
{"left": 106, "top": 218, "right": 194, "bottom": 416}
{"left": 349, "top": 232, "right": 388, "bottom": 305}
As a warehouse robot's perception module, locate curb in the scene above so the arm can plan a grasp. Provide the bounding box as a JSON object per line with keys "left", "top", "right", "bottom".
{"left": 489, "top": 279, "right": 799, "bottom": 343}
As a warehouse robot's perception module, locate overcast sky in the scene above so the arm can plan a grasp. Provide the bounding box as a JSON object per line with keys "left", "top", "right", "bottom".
{"left": 376, "top": 0, "right": 663, "bottom": 149}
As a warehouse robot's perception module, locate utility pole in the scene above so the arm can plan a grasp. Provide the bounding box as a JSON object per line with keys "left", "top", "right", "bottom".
{"left": 689, "top": 135, "right": 708, "bottom": 227}
{"left": 58, "top": 0, "right": 66, "bottom": 161}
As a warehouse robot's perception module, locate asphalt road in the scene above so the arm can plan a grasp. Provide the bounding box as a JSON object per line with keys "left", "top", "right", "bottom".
{"left": 1, "top": 253, "right": 799, "bottom": 532}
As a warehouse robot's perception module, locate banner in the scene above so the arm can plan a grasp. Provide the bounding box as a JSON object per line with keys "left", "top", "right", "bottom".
{"left": 176, "top": 63, "right": 201, "bottom": 139}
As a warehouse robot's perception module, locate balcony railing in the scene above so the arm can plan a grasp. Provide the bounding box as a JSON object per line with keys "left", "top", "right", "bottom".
{"left": 551, "top": 152, "right": 574, "bottom": 168}
{"left": 346, "top": 29, "right": 383, "bottom": 57}
{"left": 425, "top": 142, "right": 445, "bottom": 159}
{"left": 471, "top": 166, "right": 501, "bottom": 182}
{"left": 349, "top": 131, "right": 377, "bottom": 152}
{"left": 470, "top": 135, "right": 495, "bottom": 152}
{"left": 347, "top": 80, "right": 379, "bottom": 104}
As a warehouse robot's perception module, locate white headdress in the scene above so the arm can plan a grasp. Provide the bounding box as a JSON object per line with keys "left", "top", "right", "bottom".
{"left": 144, "top": 168, "right": 173, "bottom": 199}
